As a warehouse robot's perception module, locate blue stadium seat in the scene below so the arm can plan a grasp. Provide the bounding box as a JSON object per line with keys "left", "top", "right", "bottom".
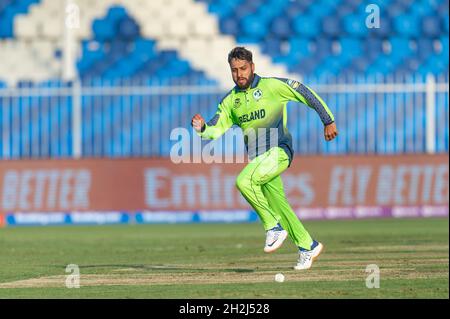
{"left": 339, "top": 38, "right": 363, "bottom": 57}
{"left": 219, "top": 16, "right": 239, "bottom": 35}
{"left": 317, "top": 55, "right": 345, "bottom": 75}
{"left": 288, "top": 38, "right": 313, "bottom": 59}
{"left": 369, "top": 0, "right": 393, "bottom": 7}
{"left": 444, "top": 15, "right": 449, "bottom": 33}
{"left": 351, "top": 56, "right": 371, "bottom": 73}
{"left": 288, "top": 56, "right": 320, "bottom": 75}
{"left": 422, "top": 15, "right": 442, "bottom": 37}
{"left": 322, "top": 17, "right": 341, "bottom": 37}
{"left": 270, "top": 16, "right": 292, "bottom": 39}
{"left": 107, "top": 5, "right": 128, "bottom": 23}
{"left": 308, "top": 1, "right": 337, "bottom": 18}
{"left": 0, "top": 7, "right": 14, "bottom": 37}
{"left": 394, "top": 14, "right": 420, "bottom": 37}
{"left": 292, "top": 16, "right": 320, "bottom": 38}
{"left": 368, "top": 17, "right": 393, "bottom": 38}
{"left": 257, "top": 0, "right": 288, "bottom": 22}
{"left": 343, "top": 14, "right": 368, "bottom": 37}
{"left": 92, "top": 19, "right": 116, "bottom": 42}
{"left": 410, "top": 1, "right": 433, "bottom": 16}
{"left": 240, "top": 15, "right": 268, "bottom": 40}
{"left": 0, "top": 0, "right": 39, "bottom": 38}
{"left": 313, "top": 38, "right": 333, "bottom": 59}
{"left": 134, "top": 38, "right": 155, "bottom": 53}
{"left": 416, "top": 38, "right": 434, "bottom": 60}
{"left": 363, "top": 37, "right": 384, "bottom": 60}
{"left": 92, "top": 6, "right": 128, "bottom": 41}
{"left": 397, "top": 0, "right": 414, "bottom": 8}
{"left": 389, "top": 37, "right": 414, "bottom": 57}
{"left": 0, "top": 0, "right": 11, "bottom": 12}
{"left": 385, "top": 2, "right": 408, "bottom": 18}
{"left": 109, "top": 39, "right": 130, "bottom": 54}
{"left": 272, "top": 54, "right": 294, "bottom": 67}
{"left": 234, "top": 3, "right": 257, "bottom": 20}
{"left": 438, "top": 36, "right": 449, "bottom": 61}
{"left": 336, "top": 4, "right": 355, "bottom": 18}
{"left": 439, "top": 0, "right": 449, "bottom": 12}
{"left": 17, "top": 80, "right": 35, "bottom": 88}
{"left": 420, "top": 56, "right": 448, "bottom": 75}
{"left": 132, "top": 39, "right": 156, "bottom": 63}
{"left": 118, "top": 17, "right": 140, "bottom": 40}
{"left": 402, "top": 57, "right": 421, "bottom": 73}
{"left": 341, "top": 0, "right": 360, "bottom": 6}
{"left": 207, "top": 2, "right": 235, "bottom": 18}
{"left": 283, "top": 1, "right": 309, "bottom": 19}
{"left": 367, "top": 54, "right": 398, "bottom": 75}
{"left": 262, "top": 37, "right": 283, "bottom": 56}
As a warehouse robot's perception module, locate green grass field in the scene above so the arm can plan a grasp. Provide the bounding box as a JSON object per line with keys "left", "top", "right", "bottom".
{"left": 0, "top": 218, "right": 448, "bottom": 299}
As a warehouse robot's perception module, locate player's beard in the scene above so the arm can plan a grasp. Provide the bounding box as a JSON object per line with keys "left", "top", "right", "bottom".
{"left": 235, "top": 73, "right": 254, "bottom": 89}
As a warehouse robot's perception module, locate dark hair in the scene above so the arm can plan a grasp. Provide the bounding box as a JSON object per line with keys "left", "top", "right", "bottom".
{"left": 228, "top": 47, "right": 253, "bottom": 64}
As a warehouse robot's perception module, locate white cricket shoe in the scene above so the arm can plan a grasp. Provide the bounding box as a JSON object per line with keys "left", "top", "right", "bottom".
{"left": 294, "top": 240, "right": 323, "bottom": 270}
{"left": 264, "top": 224, "right": 288, "bottom": 253}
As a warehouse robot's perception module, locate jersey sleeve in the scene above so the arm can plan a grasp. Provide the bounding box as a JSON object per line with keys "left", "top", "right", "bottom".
{"left": 197, "top": 93, "right": 234, "bottom": 140}
{"left": 271, "top": 78, "right": 335, "bottom": 125}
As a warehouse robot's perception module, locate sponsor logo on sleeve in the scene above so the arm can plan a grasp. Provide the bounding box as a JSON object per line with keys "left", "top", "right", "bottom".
{"left": 287, "top": 79, "right": 300, "bottom": 89}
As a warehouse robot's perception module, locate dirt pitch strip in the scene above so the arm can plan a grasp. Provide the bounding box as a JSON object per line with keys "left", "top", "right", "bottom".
{"left": 0, "top": 255, "right": 447, "bottom": 289}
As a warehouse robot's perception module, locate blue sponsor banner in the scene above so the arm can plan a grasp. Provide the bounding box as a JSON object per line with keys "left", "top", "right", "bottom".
{"left": 69, "top": 211, "right": 130, "bottom": 225}
{"left": 6, "top": 212, "right": 130, "bottom": 226}
{"left": 4, "top": 211, "right": 259, "bottom": 226}
{"left": 196, "top": 210, "right": 259, "bottom": 223}
{"left": 6, "top": 213, "right": 69, "bottom": 226}
{"left": 135, "top": 211, "right": 196, "bottom": 224}
{"left": 3, "top": 206, "right": 448, "bottom": 227}
{"left": 134, "top": 210, "right": 258, "bottom": 224}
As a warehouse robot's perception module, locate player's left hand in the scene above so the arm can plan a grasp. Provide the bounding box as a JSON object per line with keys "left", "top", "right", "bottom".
{"left": 324, "top": 122, "right": 338, "bottom": 141}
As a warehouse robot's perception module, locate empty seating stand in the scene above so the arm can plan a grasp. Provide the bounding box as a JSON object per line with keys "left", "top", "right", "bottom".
{"left": 199, "top": 0, "right": 449, "bottom": 78}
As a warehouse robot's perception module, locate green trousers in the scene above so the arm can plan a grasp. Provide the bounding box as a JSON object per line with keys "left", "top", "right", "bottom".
{"left": 236, "top": 147, "right": 313, "bottom": 250}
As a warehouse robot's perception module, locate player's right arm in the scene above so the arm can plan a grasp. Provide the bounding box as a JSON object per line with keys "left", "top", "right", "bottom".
{"left": 191, "top": 93, "right": 234, "bottom": 140}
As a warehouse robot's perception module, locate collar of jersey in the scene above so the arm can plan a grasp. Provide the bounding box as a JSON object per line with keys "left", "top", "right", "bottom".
{"left": 234, "top": 73, "right": 261, "bottom": 92}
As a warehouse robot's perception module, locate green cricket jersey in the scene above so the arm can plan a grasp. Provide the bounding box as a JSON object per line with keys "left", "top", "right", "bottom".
{"left": 198, "top": 74, "right": 334, "bottom": 165}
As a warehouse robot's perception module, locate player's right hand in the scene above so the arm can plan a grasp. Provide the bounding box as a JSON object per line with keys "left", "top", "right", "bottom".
{"left": 191, "top": 114, "right": 205, "bottom": 132}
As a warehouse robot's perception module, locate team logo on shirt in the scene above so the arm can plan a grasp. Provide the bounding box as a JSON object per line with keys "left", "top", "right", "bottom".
{"left": 287, "top": 79, "right": 300, "bottom": 89}
{"left": 253, "top": 89, "right": 263, "bottom": 101}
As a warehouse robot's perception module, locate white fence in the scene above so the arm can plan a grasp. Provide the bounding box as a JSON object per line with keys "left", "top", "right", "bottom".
{"left": 0, "top": 74, "right": 448, "bottom": 159}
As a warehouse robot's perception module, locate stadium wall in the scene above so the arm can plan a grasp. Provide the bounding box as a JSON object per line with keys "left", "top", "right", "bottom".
{"left": 0, "top": 154, "right": 448, "bottom": 227}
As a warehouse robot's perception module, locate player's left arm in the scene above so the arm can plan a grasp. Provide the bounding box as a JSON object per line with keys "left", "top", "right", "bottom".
{"left": 272, "top": 78, "right": 338, "bottom": 141}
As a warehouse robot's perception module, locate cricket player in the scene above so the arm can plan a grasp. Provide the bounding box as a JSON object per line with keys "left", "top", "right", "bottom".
{"left": 191, "top": 47, "right": 338, "bottom": 270}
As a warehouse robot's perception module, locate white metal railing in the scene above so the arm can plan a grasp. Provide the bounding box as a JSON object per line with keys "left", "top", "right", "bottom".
{"left": 0, "top": 74, "right": 448, "bottom": 159}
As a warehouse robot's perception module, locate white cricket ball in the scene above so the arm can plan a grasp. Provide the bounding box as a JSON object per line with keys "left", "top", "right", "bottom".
{"left": 275, "top": 273, "right": 285, "bottom": 283}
